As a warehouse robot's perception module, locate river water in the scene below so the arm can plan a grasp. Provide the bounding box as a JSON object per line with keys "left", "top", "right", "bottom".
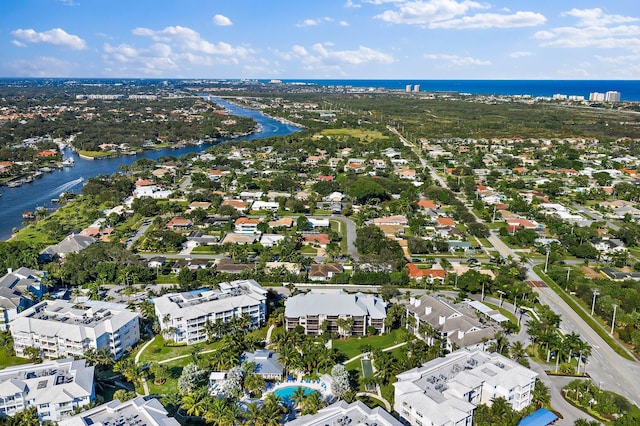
{"left": 0, "top": 97, "right": 301, "bottom": 240}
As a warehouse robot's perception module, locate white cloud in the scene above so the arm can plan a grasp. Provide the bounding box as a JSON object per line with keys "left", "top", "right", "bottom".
{"left": 11, "top": 40, "right": 26, "bottom": 48}
{"left": 424, "top": 53, "right": 491, "bottom": 66}
{"left": 213, "top": 14, "right": 233, "bottom": 26}
{"left": 374, "top": 0, "right": 544, "bottom": 30}
{"left": 375, "top": 0, "right": 486, "bottom": 25}
{"left": 535, "top": 9, "right": 640, "bottom": 52}
{"left": 345, "top": 0, "right": 361, "bottom": 8}
{"left": 509, "top": 51, "right": 533, "bottom": 58}
{"left": 563, "top": 8, "right": 639, "bottom": 27}
{"left": 430, "top": 11, "right": 546, "bottom": 29}
{"left": 284, "top": 43, "right": 394, "bottom": 74}
{"left": 4, "top": 56, "right": 78, "bottom": 77}
{"left": 340, "top": 21, "right": 350, "bottom": 27}
{"left": 297, "top": 17, "right": 334, "bottom": 27}
{"left": 11, "top": 28, "right": 87, "bottom": 50}
{"left": 57, "top": 0, "right": 79, "bottom": 6}
{"left": 132, "top": 26, "right": 252, "bottom": 57}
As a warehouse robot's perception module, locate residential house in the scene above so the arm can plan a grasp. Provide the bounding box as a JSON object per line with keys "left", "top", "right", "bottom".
{"left": 10, "top": 300, "right": 140, "bottom": 360}
{"left": 221, "top": 199, "right": 251, "bottom": 212}
{"left": 406, "top": 264, "right": 446, "bottom": 283}
{"left": 220, "top": 233, "right": 258, "bottom": 245}
{"left": 39, "top": 234, "right": 97, "bottom": 261}
{"left": 251, "top": 201, "right": 280, "bottom": 212}
{"left": 166, "top": 217, "right": 194, "bottom": 231}
{"left": 235, "top": 217, "right": 261, "bottom": 234}
{"left": 373, "top": 215, "right": 408, "bottom": 226}
{"left": 302, "top": 233, "right": 331, "bottom": 248}
{"left": 308, "top": 263, "right": 344, "bottom": 281}
{"left": 591, "top": 238, "right": 627, "bottom": 259}
{"left": 285, "top": 290, "right": 386, "bottom": 336}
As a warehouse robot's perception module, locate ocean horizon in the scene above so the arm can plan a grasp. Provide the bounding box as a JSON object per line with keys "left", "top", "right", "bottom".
{"left": 279, "top": 79, "right": 640, "bottom": 102}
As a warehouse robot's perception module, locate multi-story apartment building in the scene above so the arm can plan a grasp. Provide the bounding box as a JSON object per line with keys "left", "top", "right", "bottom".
{"left": 404, "top": 295, "right": 497, "bottom": 351}
{"left": 288, "top": 401, "right": 402, "bottom": 426}
{"left": 284, "top": 290, "right": 386, "bottom": 336}
{"left": 0, "top": 358, "right": 94, "bottom": 422}
{"left": 58, "top": 396, "right": 179, "bottom": 426}
{"left": 10, "top": 300, "right": 140, "bottom": 360}
{"left": 394, "top": 349, "right": 538, "bottom": 426}
{"left": 0, "top": 267, "right": 46, "bottom": 330}
{"left": 153, "top": 279, "right": 267, "bottom": 345}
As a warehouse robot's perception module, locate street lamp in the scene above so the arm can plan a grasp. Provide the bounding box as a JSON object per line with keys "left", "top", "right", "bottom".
{"left": 611, "top": 304, "right": 618, "bottom": 335}
{"left": 565, "top": 267, "right": 571, "bottom": 291}
{"left": 497, "top": 290, "right": 505, "bottom": 307}
{"left": 544, "top": 248, "right": 550, "bottom": 273}
{"left": 591, "top": 289, "right": 600, "bottom": 316}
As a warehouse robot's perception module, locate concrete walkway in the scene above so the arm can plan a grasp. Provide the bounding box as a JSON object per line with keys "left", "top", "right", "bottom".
{"left": 356, "top": 392, "right": 392, "bottom": 411}
{"left": 265, "top": 324, "right": 276, "bottom": 345}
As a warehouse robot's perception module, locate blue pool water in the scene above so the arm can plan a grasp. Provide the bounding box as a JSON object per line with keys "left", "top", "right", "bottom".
{"left": 273, "top": 386, "right": 316, "bottom": 402}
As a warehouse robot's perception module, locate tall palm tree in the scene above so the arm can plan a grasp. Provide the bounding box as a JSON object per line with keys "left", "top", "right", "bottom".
{"left": 301, "top": 391, "right": 325, "bottom": 415}
{"left": 532, "top": 380, "right": 551, "bottom": 408}
{"left": 290, "top": 387, "right": 307, "bottom": 411}
{"left": 510, "top": 341, "right": 526, "bottom": 361}
{"left": 181, "top": 389, "right": 209, "bottom": 417}
{"left": 241, "top": 402, "right": 264, "bottom": 426}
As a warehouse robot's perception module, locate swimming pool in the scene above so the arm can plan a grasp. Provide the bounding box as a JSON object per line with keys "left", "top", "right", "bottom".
{"left": 273, "top": 386, "right": 317, "bottom": 402}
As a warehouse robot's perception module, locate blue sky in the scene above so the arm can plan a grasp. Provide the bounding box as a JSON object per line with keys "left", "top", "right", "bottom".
{"left": 1, "top": 0, "right": 639, "bottom": 79}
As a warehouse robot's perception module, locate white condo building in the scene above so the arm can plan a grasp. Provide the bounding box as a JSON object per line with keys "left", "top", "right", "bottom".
{"left": 59, "top": 396, "right": 180, "bottom": 426}
{"left": 284, "top": 290, "right": 387, "bottom": 336}
{"left": 394, "top": 349, "right": 537, "bottom": 426}
{"left": 0, "top": 358, "right": 94, "bottom": 422}
{"left": 153, "top": 279, "right": 267, "bottom": 345}
{"left": 10, "top": 300, "right": 140, "bottom": 360}
{"left": 605, "top": 91, "right": 621, "bottom": 103}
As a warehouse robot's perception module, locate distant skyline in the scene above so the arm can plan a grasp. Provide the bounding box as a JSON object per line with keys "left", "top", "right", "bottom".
{"left": 1, "top": 0, "right": 639, "bottom": 80}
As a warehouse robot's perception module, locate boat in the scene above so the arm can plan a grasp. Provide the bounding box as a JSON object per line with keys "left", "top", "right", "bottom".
{"left": 61, "top": 157, "right": 75, "bottom": 167}
{"left": 7, "top": 180, "right": 23, "bottom": 188}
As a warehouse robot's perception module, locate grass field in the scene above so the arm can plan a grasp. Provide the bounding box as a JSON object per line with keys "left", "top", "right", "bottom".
{"left": 316, "top": 128, "right": 389, "bottom": 142}
{"left": 335, "top": 329, "right": 407, "bottom": 361}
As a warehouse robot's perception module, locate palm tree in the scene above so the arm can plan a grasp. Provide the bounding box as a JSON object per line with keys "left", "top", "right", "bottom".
{"left": 301, "top": 391, "right": 325, "bottom": 415}
{"left": 242, "top": 402, "right": 264, "bottom": 426}
{"left": 510, "top": 341, "right": 526, "bottom": 362}
{"left": 290, "top": 387, "right": 307, "bottom": 411}
{"left": 181, "top": 389, "right": 209, "bottom": 417}
{"left": 532, "top": 380, "right": 551, "bottom": 408}
{"left": 489, "top": 396, "right": 511, "bottom": 418}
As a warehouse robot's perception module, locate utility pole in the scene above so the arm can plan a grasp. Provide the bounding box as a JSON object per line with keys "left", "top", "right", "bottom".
{"left": 591, "top": 289, "right": 599, "bottom": 316}
{"left": 611, "top": 304, "right": 618, "bottom": 335}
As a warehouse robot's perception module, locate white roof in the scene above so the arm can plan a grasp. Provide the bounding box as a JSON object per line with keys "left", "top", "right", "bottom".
{"left": 11, "top": 300, "right": 139, "bottom": 343}
{"left": 153, "top": 280, "right": 267, "bottom": 321}
{"left": 285, "top": 290, "right": 386, "bottom": 319}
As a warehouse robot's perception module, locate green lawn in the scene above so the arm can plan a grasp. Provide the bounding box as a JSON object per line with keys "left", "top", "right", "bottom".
{"left": 146, "top": 356, "right": 192, "bottom": 395}
{"left": 330, "top": 220, "right": 348, "bottom": 252}
{"left": 334, "top": 329, "right": 408, "bottom": 361}
{"left": 0, "top": 354, "right": 30, "bottom": 369}
{"left": 299, "top": 246, "right": 318, "bottom": 255}
{"left": 137, "top": 335, "right": 220, "bottom": 364}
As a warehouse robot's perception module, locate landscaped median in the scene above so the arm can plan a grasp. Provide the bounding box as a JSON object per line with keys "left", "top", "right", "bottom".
{"left": 533, "top": 265, "right": 635, "bottom": 361}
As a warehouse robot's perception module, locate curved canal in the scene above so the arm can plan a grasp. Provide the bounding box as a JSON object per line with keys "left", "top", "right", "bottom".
{"left": 0, "top": 97, "right": 301, "bottom": 240}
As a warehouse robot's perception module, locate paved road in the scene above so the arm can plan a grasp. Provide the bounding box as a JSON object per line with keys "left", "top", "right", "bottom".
{"left": 126, "top": 220, "right": 153, "bottom": 250}
{"left": 332, "top": 215, "right": 359, "bottom": 261}
{"left": 571, "top": 202, "right": 620, "bottom": 231}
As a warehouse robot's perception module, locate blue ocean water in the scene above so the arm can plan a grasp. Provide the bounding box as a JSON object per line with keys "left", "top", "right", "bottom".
{"left": 280, "top": 80, "right": 640, "bottom": 102}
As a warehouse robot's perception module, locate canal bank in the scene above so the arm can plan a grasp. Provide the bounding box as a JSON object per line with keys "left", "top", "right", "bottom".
{"left": 0, "top": 97, "right": 301, "bottom": 240}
